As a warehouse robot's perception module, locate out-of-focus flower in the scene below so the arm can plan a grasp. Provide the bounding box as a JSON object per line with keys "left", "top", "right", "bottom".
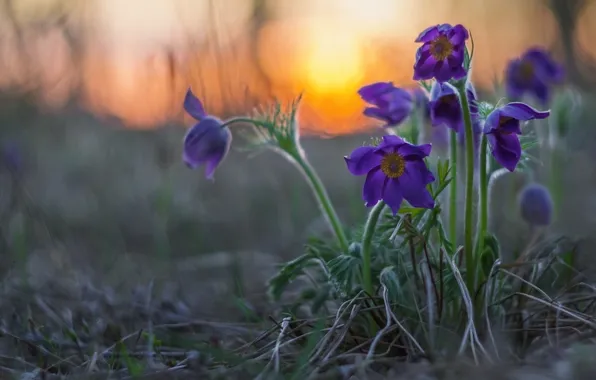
{"left": 182, "top": 88, "right": 232, "bottom": 180}
{"left": 1, "top": 141, "right": 22, "bottom": 174}
{"left": 413, "top": 24, "right": 469, "bottom": 82}
{"left": 344, "top": 135, "right": 435, "bottom": 214}
{"left": 483, "top": 102, "right": 550, "bottom": 172}
{"left": 505, "top": 47, "right": 564, "bottom": 106}
{"left": 429, "top": 81, "right": 477, "bottom": 133}
{"left": 411, "top": 87, "right": 431, "bottom": 122}
{"left": 518, "top": 182, "right": 553, "bottom": 226}
{"left": 358, "top": 82, "right": 413, "bottom": 128}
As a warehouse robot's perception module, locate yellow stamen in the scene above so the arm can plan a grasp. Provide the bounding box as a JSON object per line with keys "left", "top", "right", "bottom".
{"left": 430, "top": 36, "right": 453, "bottom": 61}
{"left": 380, "top": 153, "right": 406, "bottom": 178}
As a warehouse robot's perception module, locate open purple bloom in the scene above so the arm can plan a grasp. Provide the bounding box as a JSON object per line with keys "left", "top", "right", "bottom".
{"left": 505, "top": 47, "right": 564, "bottom": 106}
{"left": 518, "top": 183, "right": 553, "bottom": 226}
{"left": 429, "top": 81, "right": 477, "bottom": 133}
{"left": 344, "top": 135, "right": 436, "bottom": 214}
{"left": 483, "top": 102, "right": 550, "bottom": 172}
{"left": 413, "top": 24, "right": 469, "bottom": 82}
{"left": 358, "top": 82, "right": 413, "bottom": 128}
{"left": 182, "top": 88, "right": 232, "bottom": 180}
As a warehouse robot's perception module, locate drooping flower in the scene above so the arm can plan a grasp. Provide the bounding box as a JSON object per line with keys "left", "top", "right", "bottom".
{"left": 483, "top": 102, "right": 550, "bottom": 172}
{"left": 413, "top": 24, "right": 469, "bottom": 82}
{"left": 505, "top": 47, "right": 564, "bottom": 106}
{"left": 182, "top": 88, "right": 232, "bottom": 180}
{"left": 344, "top": 135, "right": 435, "bottom": 214}
{"left": 518, "top": 183, "right": 553, "bottom": 226}
{"left": 429, "top": 81, "right": 478, "bottom": 133}
{"left": 358, "top": 82, "right": 413, "bottom": 128}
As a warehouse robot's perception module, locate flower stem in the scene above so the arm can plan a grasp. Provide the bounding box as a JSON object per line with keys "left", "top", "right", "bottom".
{"left": 222, "top": 116, "right": 350, "bottom": 253}
{"left": 455, "top": 81, "right": 476, "bottom": 292}
{"left": 294, "top": 155, "right": 350, "bottom": 254}
{"left": 360, "top": 201, "right": 386, "bottom": 296}
{"left": 476, "top": 134, "right": 488, "bottom": 266}
{"left": 449, "top": 129, "right": 458, "bottom": 254}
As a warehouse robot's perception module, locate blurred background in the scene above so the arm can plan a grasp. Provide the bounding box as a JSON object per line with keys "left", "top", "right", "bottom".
{"left": 0, "top": 0, "right": 595, "bottom": 314}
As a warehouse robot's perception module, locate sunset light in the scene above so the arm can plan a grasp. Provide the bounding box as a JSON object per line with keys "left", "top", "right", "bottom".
{"left": 303, "top": 24, "right": 363, "bottom": 95}
{"left": 0, "top": 0, "right": 594, "bottom": 135}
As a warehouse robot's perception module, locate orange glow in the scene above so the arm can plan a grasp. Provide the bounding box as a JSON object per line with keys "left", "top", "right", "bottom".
{"left": 0, "top": 0, "right": 592, "bottom": 135}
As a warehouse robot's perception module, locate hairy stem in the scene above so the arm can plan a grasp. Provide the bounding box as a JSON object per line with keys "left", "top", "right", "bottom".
{"left": 476, "top": 135, "right": 488, "bottom": 280}
{"left": 361, "top": 201, "right": 386, "bottom": 295}
{"left": 449, "top": 129, "right": 458, "bottom": 254}
{"left": 294, "top": 155, "right": 350, "bottom": 253}
{"left": 456, "top": 81, "right": 477, "bottom": 293}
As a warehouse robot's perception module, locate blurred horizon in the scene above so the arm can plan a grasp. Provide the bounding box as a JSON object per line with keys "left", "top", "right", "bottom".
{"left": 1, "top": 0, "right": 595, "bottom": 134}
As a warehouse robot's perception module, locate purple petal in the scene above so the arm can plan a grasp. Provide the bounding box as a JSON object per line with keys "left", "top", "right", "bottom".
{"left": 500, "top": 102, "right": 550, "bottom": 121}
{"left": 483, "top": 109, "right": 501, "bottom": 134}
{"left": 524, "top": 48, "right": 565, "bottom": 82}
{"left": 183, "top": 117, "right": 231, "bottom": 179}
{"left": 344, "top": 146, "right": 382, "bottom": 176}
{"left": 375, "top": 134, "right": 406, "bottom": 150}
{"left": 413, "top": 52, "right": 437, "bottom": 81}
{"left": 403, "top": 185, "right": 435, "bottom": 209}
{"left": 415, "top": 25, "right": 440, "bottom": 43}
{"left": 434, "top": 60, "right": 454, "bottom": 83}
{"left": 487, "top": 133, "right": 522, "bottom": 172}
{"left": 403, "top": 160, "right": 436, "bottom": 186}
{"left": 363, "top": 168, "right": 386, "bottom": 207}
{"left": 396, "top": 143, "right": 432, "bottom": 159}
{"left": 448, "top": 24, "right": 469, "bottom": 45}
{"left": 363, "top": 107, "right": 393, "bottom": 125}
{"left": 358, "top": 82, "right": 395, "bottom": 103}
{"left": 184, "top": 88, "right": 207, "bottom": 120}
{"left": 383, "top": 178, "right": 404, "bottom": 215}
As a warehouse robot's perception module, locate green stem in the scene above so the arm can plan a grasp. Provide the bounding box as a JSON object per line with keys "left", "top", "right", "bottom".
{"left": 223, "top": 116, "right": 350, "bottom": 253}
{"left": 476, "top": 135, "right": 488, "bottom": 267}
{"left": 360, "top": 201, "right": 386, "bottom": 295}
{"left": 294, "top": 155, "right": 350, "bottom": 253}
{"left": 455, "top": 81, "right": 476, "bottom": 293}
{"left": 449, "top": 129, "right": 458, "bottom": 254}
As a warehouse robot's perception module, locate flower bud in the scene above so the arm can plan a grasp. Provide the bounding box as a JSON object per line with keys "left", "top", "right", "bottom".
{"left": 518, "top": 183, "right": 553, "bottom": 227}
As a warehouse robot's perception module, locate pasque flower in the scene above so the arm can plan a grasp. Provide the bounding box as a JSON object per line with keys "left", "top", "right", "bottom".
{"left": 505, "top": 47, "right": 564, "bottom": 106}
{"left": 182, "top": 88, "right": 232, "bottom": 180}
{"left": 358, "top": 82, "right": 413, "bottom": 128}
{"left": 344, "top": 135, "right": 435, "bottom": 215}
{"left": 429, "top": 81, "right": 478, "bottom": 133}
{"left": 518, "top": 183, "right": 553, "bottom": 226}
{"left": 413, "top": 24, "right": 469, "bottom": 82}
{"left": 483, "top": 102, "right": 550, "bottom": 172}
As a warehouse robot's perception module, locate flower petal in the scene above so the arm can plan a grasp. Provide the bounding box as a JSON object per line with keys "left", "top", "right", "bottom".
{"left": 487, "top": 133, "right": 522, "bottom": 172}
{"left": 363, "top": 167, "right": 386, "bottom": 207}
{"left": 344, "top": 146, "right": 383, "bottom": 176}
{"left": 415, "top": 25, "right": 440, "bottom": 43}
{"left": 358, "top": 82, "right": 394, "bottom": 103}
{"left": 448, "top": 24, "right": 469, "bottom": 45}
{"left": 500, "top": 102, "right": 550, "bottom": 121}
{"left": 397, "top": 143, "right": 433, "bottom": 159}
{"left": 382, "top": 178, "right": 404, "bottom": 215}
{"left": 183, "top": 88, "right": 207, "bottom": 120}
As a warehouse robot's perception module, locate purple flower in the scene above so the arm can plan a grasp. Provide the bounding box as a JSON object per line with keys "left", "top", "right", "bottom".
{"left": 344, "top": 135, "right": 436, "bottom": 214}
{"left": 505, "top": 47, "right": 564, "bottom": 106}
{"left": 358, "top": 82, "right": 413, "bottom": 128}
{"left": 518, "top": 183, "right": 553, "bottom": 226}
{"left": 413, "top": 24, "right": 469, "bottom": 82}
{"left": 483, "top": 103, "right": 550, "bottom": 172}
{"left": 429, "top": 81, "right": 477, "bottom": 133}
{"left": 182, "top": 88, "right": 232, "bottom": 180}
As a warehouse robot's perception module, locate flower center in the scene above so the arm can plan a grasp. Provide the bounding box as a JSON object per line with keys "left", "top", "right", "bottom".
{"left": 498, "top": 116, "right": 514, "bottom": 134}
{"left": 519, "top": 61, "right": 535, "bottom": 81}
{"left": 430, "top": 36, "right": 453, "bottom": 61}
{"left": 380, "top": 153, "right": 406, "bottom": 178}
